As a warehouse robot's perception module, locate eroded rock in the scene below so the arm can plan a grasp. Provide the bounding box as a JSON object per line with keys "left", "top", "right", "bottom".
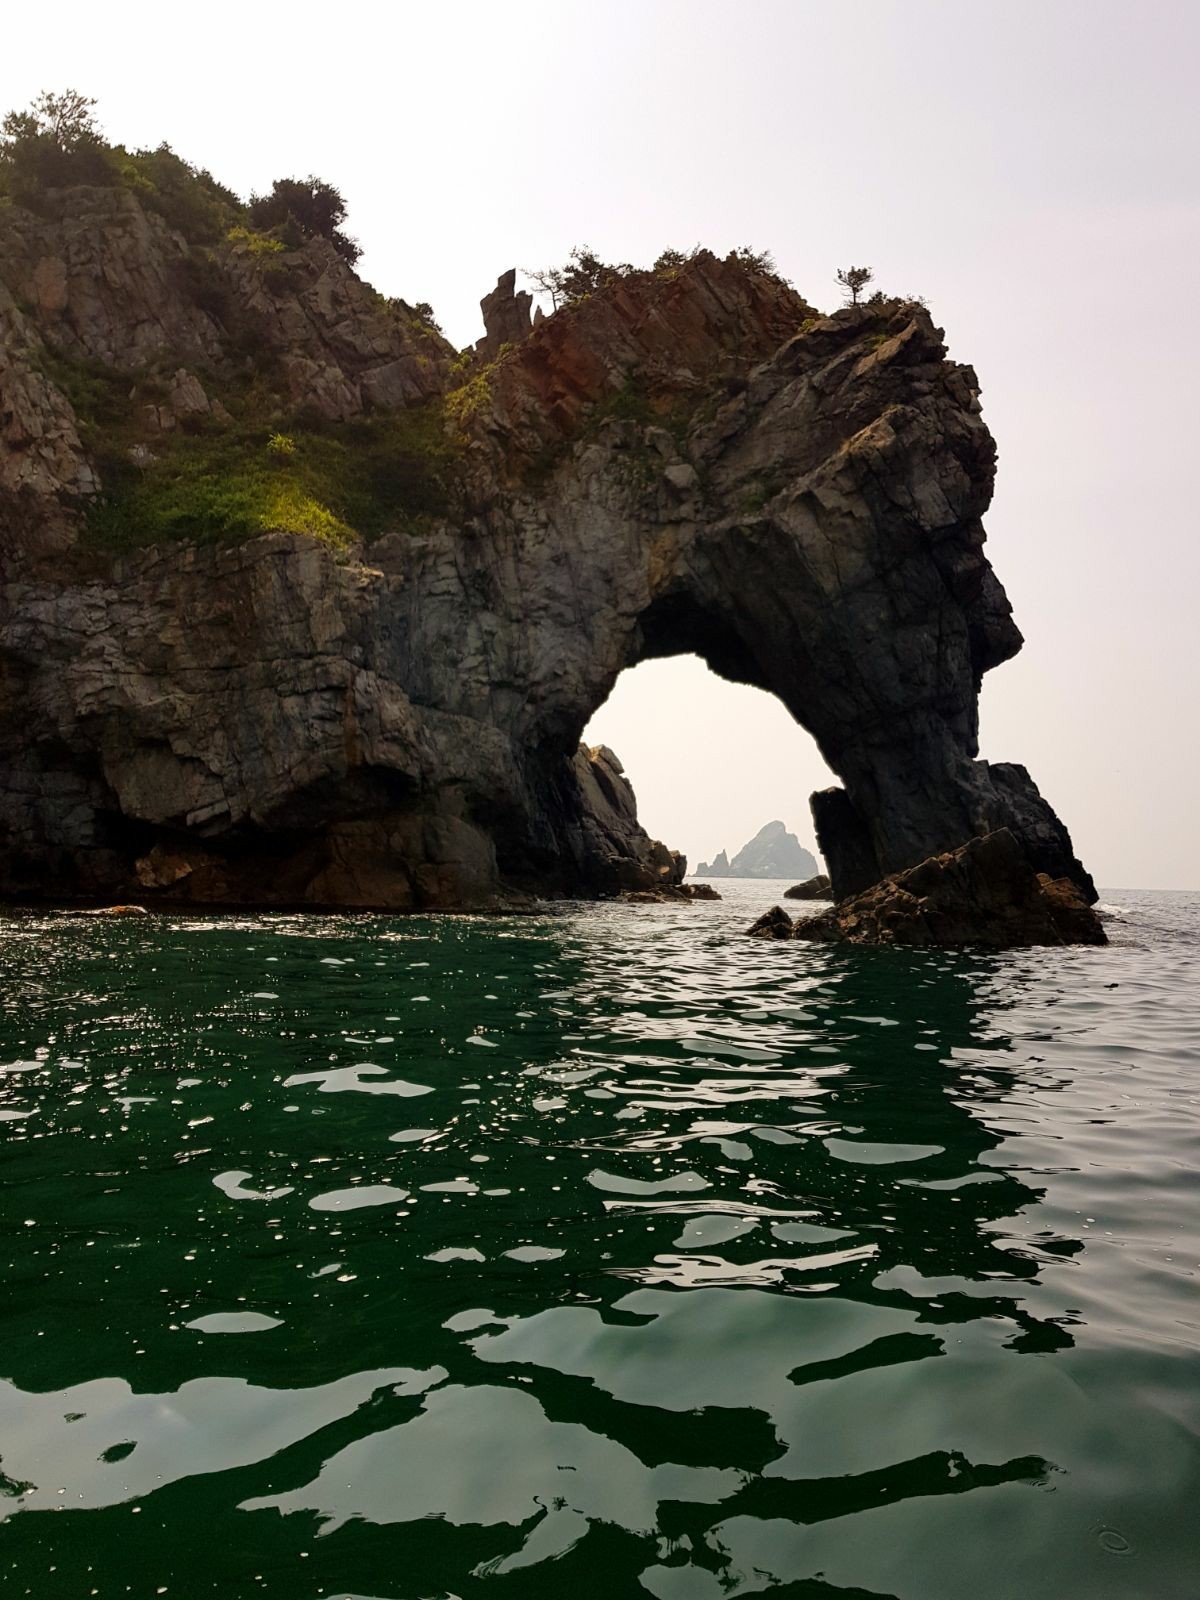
{"left": 784, "top": 831, "right": 1105, "bottom": 948}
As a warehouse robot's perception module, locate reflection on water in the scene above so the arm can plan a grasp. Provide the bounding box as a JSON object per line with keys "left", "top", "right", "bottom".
{"left": 0, "top": 883, "right": 1198, "bottom": 1597}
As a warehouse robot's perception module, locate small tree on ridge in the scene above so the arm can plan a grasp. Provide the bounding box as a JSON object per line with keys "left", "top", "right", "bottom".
{"left": 836, "top": 265, "right": 874, "bottom": 305}
{"left": 0, "top": 88, "right": 112, "bottom": 194}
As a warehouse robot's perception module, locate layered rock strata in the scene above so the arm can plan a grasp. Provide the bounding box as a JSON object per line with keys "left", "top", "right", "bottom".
{"left": 0, "top": 189, "right": 1095, "bottom": 914}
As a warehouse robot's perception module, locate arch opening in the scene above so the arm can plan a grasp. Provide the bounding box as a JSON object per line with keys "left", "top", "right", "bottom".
{"left": 582, "top": 655, "right": 835, "bottom": 880}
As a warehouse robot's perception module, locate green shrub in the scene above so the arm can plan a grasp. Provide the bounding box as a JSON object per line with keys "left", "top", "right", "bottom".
{"left": 444, "top": 367, "right": 494, "bottom": 431}
{"left": 248, "top": 175, "right": 359, "bottom": 264}
{"left": 82, "top": 397, "right": 456, "bottom": 553}
{"left": 85, "top": 431, "right": 354, "bottom": 551}
{"left": 116, "top": 143, "right": 244, "bottom": 243}
{"left": 0, "top": 89, "right": 117, "bottom": 200}
{"left": 226, "top": 224, "right": 285, "bottom": 258}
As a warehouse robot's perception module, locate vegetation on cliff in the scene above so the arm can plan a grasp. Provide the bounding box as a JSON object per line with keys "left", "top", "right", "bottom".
{"left": 82, "top": 403, "right": 454, "bottom": 552}
{"left": 1, "top": 90, "right": 925, "bottom": 561}
{"left": 0, "top": 89, "right": 365, "bottom": 265}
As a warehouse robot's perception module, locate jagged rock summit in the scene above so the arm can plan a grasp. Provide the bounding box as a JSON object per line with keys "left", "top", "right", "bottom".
{"left": 697, "top": 821, "right": 818, "bottom": 880}
{"left": 0, "top": 175, "right": 1096, "bottom": 922}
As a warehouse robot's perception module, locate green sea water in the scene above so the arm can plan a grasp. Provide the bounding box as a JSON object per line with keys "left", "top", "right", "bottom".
{"left": 0, "top": 883, "right": 1197, "bottom": 1599}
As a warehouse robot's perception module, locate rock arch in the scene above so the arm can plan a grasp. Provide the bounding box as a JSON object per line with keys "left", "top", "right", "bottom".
{"left": 0, "top": 245, "right": 1092, "bottom": 908}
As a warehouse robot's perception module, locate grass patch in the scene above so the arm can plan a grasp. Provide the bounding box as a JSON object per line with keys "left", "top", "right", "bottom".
{"left": 81, "top": 400, "right": 458, "bottom": 553}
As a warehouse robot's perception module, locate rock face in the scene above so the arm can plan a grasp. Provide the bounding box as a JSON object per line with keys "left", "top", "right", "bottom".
{"left": 784, "top": 873, "right": 832, "bottom": 900}
{"left": 0, "top": 187, "right": 1097, "bottom": 915}
{"left": 750, "top": 831, "right": 1105, "bottom": 948}
{"left": 697, "top": 820, "right": 818, "bottom": 879}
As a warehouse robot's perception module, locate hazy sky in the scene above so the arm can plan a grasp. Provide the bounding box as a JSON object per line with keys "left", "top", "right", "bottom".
{"left": 3, "top": 1, "right": 1196, "bottom": 886}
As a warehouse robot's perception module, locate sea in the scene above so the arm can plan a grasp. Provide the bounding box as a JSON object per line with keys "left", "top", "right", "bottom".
{"left": 0, "top": 881, "right": 1197, "bottom": 1599}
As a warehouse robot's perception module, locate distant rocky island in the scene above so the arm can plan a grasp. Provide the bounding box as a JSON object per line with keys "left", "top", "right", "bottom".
{"left": 0, "top": 93, "right": 1103, "bottom": 943}
{"left": 696, "top": 822, "right": 818, "bottom": 880}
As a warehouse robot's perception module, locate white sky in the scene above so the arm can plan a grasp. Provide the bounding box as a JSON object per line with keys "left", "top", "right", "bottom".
{"left": 4, "top": 0, "right": 1196, "bottom": 886}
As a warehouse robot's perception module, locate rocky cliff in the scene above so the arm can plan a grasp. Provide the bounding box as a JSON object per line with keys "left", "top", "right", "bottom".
{"left": 0, "top": 182, "right": 1095, "bottom": 912}
{"left": 697, "top": 820, "right": 818, "bottom": 880}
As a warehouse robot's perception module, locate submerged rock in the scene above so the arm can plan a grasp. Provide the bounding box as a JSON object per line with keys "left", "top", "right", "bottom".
{"left": 784, "top": 873, "right": 832, "bottom": 900}
{"left": 756, "top": 831, "right": 1105, "bottom": 949}
{"left": 747, "top": 905, "right": 796, "bottom": 939}
{"left": 622, "top": 881, "right": 722, "bottom": 904}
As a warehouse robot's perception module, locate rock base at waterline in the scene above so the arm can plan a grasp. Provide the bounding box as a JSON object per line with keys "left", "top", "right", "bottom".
{"left": 748, "top": 831, "right": 1106, "bottom": 949}
{"left": 622, "top": 882, "right": 722, "bottom": 904}
{"left": 784, "top": 874, "right": 832, "bottom": 900}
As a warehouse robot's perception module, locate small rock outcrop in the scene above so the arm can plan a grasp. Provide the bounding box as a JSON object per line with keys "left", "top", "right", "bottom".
{"left": 750, "top": 831, "right": 1105, "bottom": 948}
{"left": 784, "top": 873, "right": 832, "bottom": 900}
{"left": 747, "top": 905, "right": 796, "bottom": 940}
{"left": 697, "top": 822, "right": 818, "bottom": 880}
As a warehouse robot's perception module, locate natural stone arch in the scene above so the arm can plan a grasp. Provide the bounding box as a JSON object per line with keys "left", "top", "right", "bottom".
{"left": 419, "top": 262, "right": 1092, "bottom": 905}
{"left": 0, "top": 242, "right": 1092, "bottom": 908}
